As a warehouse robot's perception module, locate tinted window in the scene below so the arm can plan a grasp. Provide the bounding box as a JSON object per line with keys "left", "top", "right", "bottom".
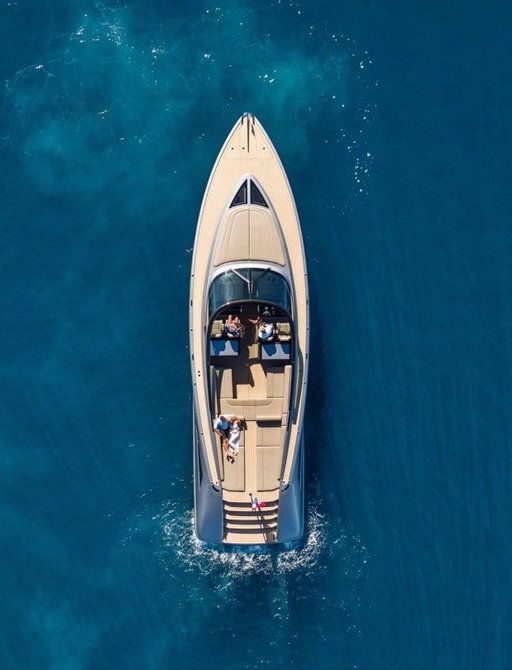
{"left": 230, "top": 182, "right": 248, "bottom": 207}
{"left": 209, "top": 272, "right": 249, "bottom": 314}
{"left": 251, "top": 269, "right": 289, "bottom": 308}
{"left": 250, "top": 180, "right": 268, "bottom": 207}
{"left": 209, "top": 269, "right": 290, "bottom": 314}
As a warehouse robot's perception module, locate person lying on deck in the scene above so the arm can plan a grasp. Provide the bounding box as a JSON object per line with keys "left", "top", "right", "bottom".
{"left": 225, "top": 416, "right": 242, "bottom": 464}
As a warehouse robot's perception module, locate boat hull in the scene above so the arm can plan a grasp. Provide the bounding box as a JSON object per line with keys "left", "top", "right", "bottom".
{"left": 190, "top": 114, "right": 309, "bottom": 545}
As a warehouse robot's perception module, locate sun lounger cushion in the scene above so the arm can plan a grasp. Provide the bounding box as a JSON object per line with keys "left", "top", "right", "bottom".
{"left": 219, "top": 397, "right": 283, "bottom": 421}
{"left": 222, "top": 443, "right": 245, "bottom": 492}
{"left": 276, "top": 322, "right": 291, "bottom": 341}
{"left": 211, "top": 320, "right": 224, "bottom": 338}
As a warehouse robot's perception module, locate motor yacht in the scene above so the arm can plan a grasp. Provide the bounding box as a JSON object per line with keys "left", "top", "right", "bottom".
{"left": 189, "top": 113, "right": 309, "bottom": 545}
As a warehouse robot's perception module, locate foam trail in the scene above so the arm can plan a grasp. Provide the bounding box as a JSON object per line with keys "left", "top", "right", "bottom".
{"left": 157, "top": 500, "right": 327, "bottom": 582}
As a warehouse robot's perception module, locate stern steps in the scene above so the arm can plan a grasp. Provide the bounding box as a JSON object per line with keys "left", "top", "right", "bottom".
{"left": 223, "top": 499, "right": 279, "bottom": 544}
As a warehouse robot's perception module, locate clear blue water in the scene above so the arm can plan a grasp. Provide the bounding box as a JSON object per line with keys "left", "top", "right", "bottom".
{"left": 1, "top": 1, "right": 510, "bottom": 668}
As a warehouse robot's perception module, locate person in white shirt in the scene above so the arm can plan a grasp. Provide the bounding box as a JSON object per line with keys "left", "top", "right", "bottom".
{"left": 248, "top": 315, "right": 274, "bottom": 341}
{"left": 258, "top": 322, "right": 274, "bottom": 340}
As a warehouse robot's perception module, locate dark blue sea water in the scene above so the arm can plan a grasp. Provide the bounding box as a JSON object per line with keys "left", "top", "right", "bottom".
{"left": 1, "top": 1, "right": 511, "bottom": 668}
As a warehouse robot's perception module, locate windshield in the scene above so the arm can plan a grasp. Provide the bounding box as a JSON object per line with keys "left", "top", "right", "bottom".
{"left": 209, "top": 268, "right": 291, "bottom": 315}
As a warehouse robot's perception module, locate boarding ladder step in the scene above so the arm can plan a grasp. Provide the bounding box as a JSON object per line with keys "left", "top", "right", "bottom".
{"left": 222, "top": 499, "right": 279, "bottom": 539}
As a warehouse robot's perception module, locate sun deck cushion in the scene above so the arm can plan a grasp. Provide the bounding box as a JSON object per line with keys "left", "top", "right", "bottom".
{"left": 213, "top": 209, "right": 286, "bottom": 267}
{"left": 221, "top": 369, "right": 233, "bottom": 399}
{"left": 213, "top": 367, "right": 233, "bottom": 401}
{"left": 249, "top": 210, "right": 286, "bottom": 265}
{"left": 255, "top": 421, "right": 283, "bottom": 491}
{"left": 256, "top": 445, "right": 282, "bottom": 490}
{"left": 219, "top": 397, "right": 283, "bottom": 421}
{"left": 266, "top": 367, "right": 284, "bottom": 397}
{"left": 256, "top": 422, "right": 282, "bottom": 446}
{"left": 222, "top": 444, "right": 245, "bottom": 492}
{"left": 265, "top": 366, "right": 292, "bottom": 403}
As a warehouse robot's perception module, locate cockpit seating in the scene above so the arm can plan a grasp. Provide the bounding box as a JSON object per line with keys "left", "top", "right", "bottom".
{"left": 211, "top": 319, "right": 224, "bottom": 338}
{"left": 276, "top": 321, "right": 291, "bottom": 342}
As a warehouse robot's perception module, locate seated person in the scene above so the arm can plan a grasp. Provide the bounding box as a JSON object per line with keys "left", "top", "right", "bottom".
{"left": 258, "top": 321, "right": 274, "bottom": 341}
{"left": 248, "top": 315, "right": 274, "bottom": 341}
{"left": 225, "top": 417, "right": 242, "bottom": 463}
{"left": 224, "top": 314, "right": 241, "bottom": 338}
{"left": 213, "top": 415, "right": 230, "bottom": 444}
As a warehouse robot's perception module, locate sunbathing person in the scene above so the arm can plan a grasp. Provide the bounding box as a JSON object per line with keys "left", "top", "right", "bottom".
{"left": 226, "top": 416, "right": 242, "bottom": 463}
